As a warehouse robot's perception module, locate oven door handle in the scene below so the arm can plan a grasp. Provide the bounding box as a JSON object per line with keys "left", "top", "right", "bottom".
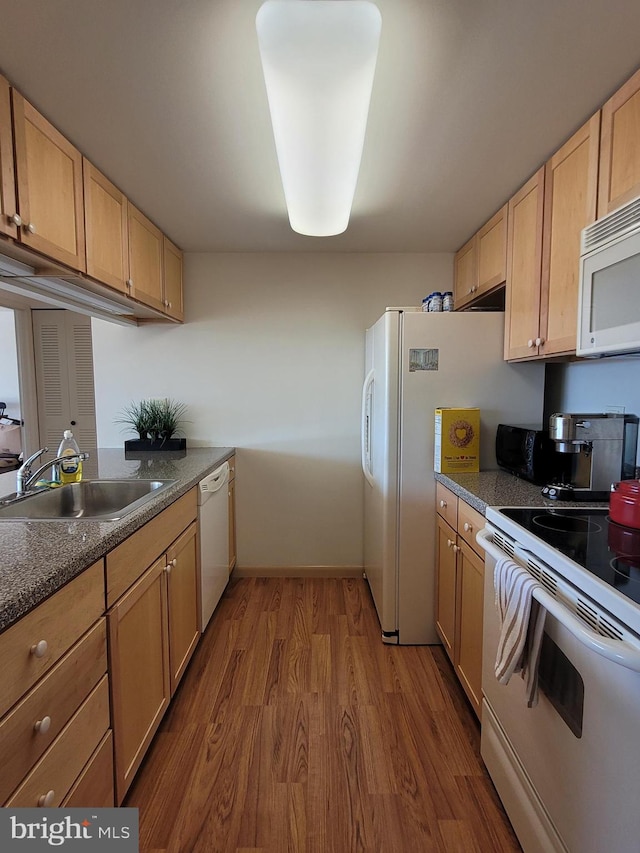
{"left": 477, "top": 528, "right": 640, "bottom": 674}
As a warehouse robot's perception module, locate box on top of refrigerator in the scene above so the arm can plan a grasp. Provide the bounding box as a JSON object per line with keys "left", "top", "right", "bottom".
{"left": 434, "top": 408, "right": 480, "bottom": 473}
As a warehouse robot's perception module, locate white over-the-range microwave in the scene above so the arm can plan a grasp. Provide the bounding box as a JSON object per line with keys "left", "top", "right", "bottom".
{"left": 578, "top": 194, "right": 640, "bottom": 357}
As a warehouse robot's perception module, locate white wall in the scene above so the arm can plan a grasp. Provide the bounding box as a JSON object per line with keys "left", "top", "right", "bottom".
{"left": 92, "top": 252, "right": 453, "bottom": 570}
{"left": 0, "top": 308, "right": 22, "bottom": 495}
{"left": 0, "top": 307, "right": 20, "bottom": 418}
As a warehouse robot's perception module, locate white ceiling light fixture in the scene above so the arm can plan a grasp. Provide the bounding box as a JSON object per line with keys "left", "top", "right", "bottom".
{"left": 256, "top": 0, "right": 382, "bottom": 237}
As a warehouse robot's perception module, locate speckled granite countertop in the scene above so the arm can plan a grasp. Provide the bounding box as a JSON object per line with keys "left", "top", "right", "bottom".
{"left": 0, "top": 447, "right": 234, "bottom": 633}
{"left": 434, "top": 469, "right": 608, "bottom": 515}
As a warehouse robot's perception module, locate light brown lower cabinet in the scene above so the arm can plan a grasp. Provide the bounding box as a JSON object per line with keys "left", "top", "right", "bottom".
{"left": 0, "top": 560, "right": 111, "bottom": 808}
{"left": 63, "top": 731, "right": 114, "bottom": 807}
{"left": 107, "top": 488, "right": 200, "bottom": 804}
{"left": 167, "top": 521, "right": 200, "bottom": 696}
{"left": 6, "top": 677, "right": 110, "bottom": 807}
{"left": 108, "top": 555, "right": 170, "bottom": 804}
{"left": 435, "top": 483, "right": 485, "bottom": 719}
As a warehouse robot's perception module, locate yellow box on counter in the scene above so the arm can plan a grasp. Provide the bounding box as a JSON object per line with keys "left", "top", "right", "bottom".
{"left": 434, "top": 408, "right": 480, "bottom": 473}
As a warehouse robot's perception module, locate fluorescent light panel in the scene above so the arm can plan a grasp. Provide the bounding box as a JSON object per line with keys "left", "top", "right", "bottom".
{"left": 256, "top": 0, "right": 381, "bottom": 237}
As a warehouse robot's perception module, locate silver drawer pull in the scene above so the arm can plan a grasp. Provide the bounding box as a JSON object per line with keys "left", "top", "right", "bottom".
{"left": 38, "top": 790, "right": 55, "bottom": 807}
{"left": 30, "top": 640, "right": 48, "bottom": 658}
{"left": 34, "top": 715, "right": 51, "bottom": 734}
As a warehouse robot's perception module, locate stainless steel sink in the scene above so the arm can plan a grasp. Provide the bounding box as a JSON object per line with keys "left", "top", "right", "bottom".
{"left": 0, "top": 479, "right": 176, "bottom": 521}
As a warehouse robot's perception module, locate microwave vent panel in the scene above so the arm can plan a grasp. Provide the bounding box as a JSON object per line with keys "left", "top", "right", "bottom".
{"left": 582, "top": 195, "right": 640, "bottom": 254}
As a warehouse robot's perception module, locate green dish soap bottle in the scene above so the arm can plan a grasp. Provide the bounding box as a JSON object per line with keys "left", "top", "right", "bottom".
{"left": 57, "top": 430, "right": 83, "bottom": 484}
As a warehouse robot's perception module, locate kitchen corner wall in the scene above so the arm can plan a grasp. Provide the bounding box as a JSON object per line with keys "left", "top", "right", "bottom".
{"left": 545, "top": 358, "right": 640, "bottom": 466}
{"left": 91, "top": 252, "right": 452, "bottom": 571}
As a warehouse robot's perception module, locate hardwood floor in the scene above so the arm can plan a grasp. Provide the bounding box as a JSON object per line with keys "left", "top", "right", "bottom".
{"left": 125, "top": 577, "right": 521, "bottom": 853}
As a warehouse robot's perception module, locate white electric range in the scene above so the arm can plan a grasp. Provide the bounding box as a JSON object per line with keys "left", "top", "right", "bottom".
{"left": 477, "top": 505, "right": 640, "bottom": 853}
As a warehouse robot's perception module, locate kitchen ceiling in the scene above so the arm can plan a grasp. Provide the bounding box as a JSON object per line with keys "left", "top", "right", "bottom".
{"left": 0, "top": 0, "right": 639, "bottom": 254}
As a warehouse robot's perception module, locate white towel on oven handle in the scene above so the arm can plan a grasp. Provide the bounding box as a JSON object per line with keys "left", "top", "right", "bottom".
{"left": 494, "top": 556, "right": 547, "bottom": 707}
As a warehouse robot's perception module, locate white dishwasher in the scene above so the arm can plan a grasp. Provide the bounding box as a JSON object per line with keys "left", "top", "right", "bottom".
{"left": 198, "top": 461, "right": 230, "bottom": 630}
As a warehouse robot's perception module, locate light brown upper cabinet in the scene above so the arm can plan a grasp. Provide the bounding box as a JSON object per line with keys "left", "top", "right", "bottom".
{"left": 127, "top": 202, "right": 164, "bottom": 312}
{"left": 453, "top": 236, "right": 477, "bottom": 309}
{"left": 539, "top": 113, "right": 600, "bottom": 356}
{"left": 598, "top": 66, "right": 640, "bottom": 218}
{"left": 83, "top": 159, "right": 129, "bottom": 294}
{"left": 163, "top": 237, "right": 184, "bottom": 322}
{"left": 454, "top": 205, "right": 507, "bottom": 310}
{"left": 85, "top": 161, "right": 184, "bottom": 319}
{"left": 505, "top": 114, "right": 600, "bottom": 360}
{"left": 0, "top": 75, "right": 18, "bottom": 239}
{"left": 11, "top": 90, "right": 85, "bottom": 271}
{"left": 477, "top": 204, "right": 508, "bottom": 297}
{"left": 504, "top": 168, "right": 545, "bottom": 360}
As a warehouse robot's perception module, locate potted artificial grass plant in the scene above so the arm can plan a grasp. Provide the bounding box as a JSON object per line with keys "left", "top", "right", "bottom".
{"left": 118, "top": 398, "right": 188, "bottom": 453}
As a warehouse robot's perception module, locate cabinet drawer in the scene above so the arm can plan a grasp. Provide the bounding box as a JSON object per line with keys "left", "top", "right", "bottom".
{"left": 6, "top": 676, "right": 110, "bottom": 807}
{"left": 62, "top": 730, "right": 114, "bottom": 808}
{"left": 458, "top": 501, "right": 485, "bottom": 553}
{"left": 0, "top": 560, "right": 104, "bottom": 718}
{"left": 106, "top": 488, "right": 197, "bottom": 607}
{"left": 0, "top": 618, "right": 107, "bottom": 804}
{"left": 436, "top": 482, "right": 458, "bottom": 528}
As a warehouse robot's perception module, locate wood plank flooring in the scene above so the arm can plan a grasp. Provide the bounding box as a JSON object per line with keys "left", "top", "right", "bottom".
{"left": 125, "top": 577, "right": 521, "bottom": 853}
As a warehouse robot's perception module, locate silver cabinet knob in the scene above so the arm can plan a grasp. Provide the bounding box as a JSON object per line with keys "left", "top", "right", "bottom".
{"left": 25, "top": 221, "right": 36, "bottom": 234}
{"left": 535, "top": 337, "right": 545, "bottom": 346}
{"left": 34, "top": 715, "right": 52, "bottom": 734}
{"left": 30, "top": 639, "right": 48, "bottom": 658}
{"left": 38, "top": 790, "right": 55, "bottom": 807}
{"left": 9, "top": 213, "right": 22, "bottom": 226}
{"left": 463, "top": 522, "right": 472, "bottom": 532}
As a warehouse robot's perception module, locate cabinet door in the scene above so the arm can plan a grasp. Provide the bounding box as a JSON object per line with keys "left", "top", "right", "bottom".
{"left": 32, "top": 309, "right": 97, "bottom": 458}
{"left": 166, "top": 521, "right": 200, "bottom": 696}
{"left": 163, "top": 237, "right": 184, "bottom": 322}
{"left": 476, "top": 204, "right": 507, "bottom": 298}
{"left": 456, "top": 541, "right": 484, "bottom": 719}
{"left": 504, "top": 167, "right": 545, "bottom": 360}
{"left": 598, "top": 66, "right": 640, "bottom": 217}
{"left": 540, "top": 114, "right": 600, "bottom": 357}
{"left": 83, "top": 159, "right": 129, "bottom": 294}
{"left": 435, "top": 516, "right": 457, "bottom": 661}
{"left": 11, "top": 91, "right": 85, "bottom": 271}
{"left": 127, "top": 202, "right": 164, "bottom": 311}
{"left": 0, "top": 75, "right": 17, "bottom": 238}
{"left": 108, "top": 556, "right": 170, "bottom": 804}
{"left": 453, "top": 236, "right": 477, "bottom": 309}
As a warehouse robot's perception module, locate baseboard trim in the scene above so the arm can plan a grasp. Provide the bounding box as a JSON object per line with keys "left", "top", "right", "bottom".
{"left": 233, "top": 566, "right": 364, "bottom": 579}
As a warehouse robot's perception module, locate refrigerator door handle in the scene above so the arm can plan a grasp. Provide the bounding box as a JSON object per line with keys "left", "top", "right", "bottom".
{"left": 361, "top": 368, "right": 375, "bottom": 487}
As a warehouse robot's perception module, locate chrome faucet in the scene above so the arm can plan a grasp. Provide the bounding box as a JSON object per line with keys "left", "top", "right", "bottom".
{"left": 16, "top": 447, "right": 89, "bottom": 495}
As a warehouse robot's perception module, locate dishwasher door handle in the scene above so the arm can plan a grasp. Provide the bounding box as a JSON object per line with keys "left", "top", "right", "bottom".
{"left": 199, "top": 461, "right": 230, "bottom": 494}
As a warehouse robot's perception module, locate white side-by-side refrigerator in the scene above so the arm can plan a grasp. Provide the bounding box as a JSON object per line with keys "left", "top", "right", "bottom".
{"left": 362, "top": 308, "right": 545, "bottom": 644}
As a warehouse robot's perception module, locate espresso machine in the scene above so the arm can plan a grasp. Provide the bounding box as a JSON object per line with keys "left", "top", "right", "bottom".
{"left": 541, "top": 412, "right": 639, "bottom": 500}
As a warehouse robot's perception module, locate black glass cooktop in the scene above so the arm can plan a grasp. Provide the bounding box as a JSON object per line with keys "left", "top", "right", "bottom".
{"left": 500, "top": 507, "right": 640, "bottom": 606}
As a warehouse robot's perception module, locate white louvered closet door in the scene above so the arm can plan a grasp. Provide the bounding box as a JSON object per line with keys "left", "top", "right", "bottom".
{"left": 32, "top": 310, "right": 97, "bottom": 460}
